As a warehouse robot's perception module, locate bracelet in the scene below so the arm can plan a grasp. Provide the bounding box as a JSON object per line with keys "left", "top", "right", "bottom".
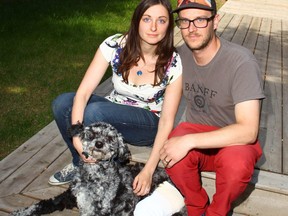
{"left": 82, "top": 151, "right": 89, "bottom": 159}
{"left": 69, "top": 121, "right": 84, "bottom": 137}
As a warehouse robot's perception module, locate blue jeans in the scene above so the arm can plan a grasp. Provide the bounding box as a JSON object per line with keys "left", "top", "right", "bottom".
{"left": 52, "top": 92, "right": 159, "bottom": 166}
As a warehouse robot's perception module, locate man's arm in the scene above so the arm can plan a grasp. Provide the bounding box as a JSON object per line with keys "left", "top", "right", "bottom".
{"left": 160, "top": 99, "right": 261, "bottom": 167}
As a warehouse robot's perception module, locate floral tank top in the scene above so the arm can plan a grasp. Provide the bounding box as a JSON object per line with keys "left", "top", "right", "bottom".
{"left": 99, "top": 34, "right": 182, "bottom": 117}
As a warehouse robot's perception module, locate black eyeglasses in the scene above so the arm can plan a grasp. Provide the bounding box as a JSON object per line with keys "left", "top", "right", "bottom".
{"left": 175, "top": 16, "right": 215, "bottom": 29}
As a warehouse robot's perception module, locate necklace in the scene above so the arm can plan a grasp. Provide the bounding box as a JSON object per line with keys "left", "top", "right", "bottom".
{"left": 136, "top": 63, "right": 153, "bottom": 76}
{"left": 136, "top": 57, "right": 156, "bottom": 76}
{"left": 136, "top": 63, "right": 145, "bottom": 76}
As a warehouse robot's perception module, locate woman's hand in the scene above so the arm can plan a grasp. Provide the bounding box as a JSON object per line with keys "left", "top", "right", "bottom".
{"left": 73, "top": 136, "right": 97, "bottom": 163}
{"left": 133, "top": 169, "right": 153, "bottom": 196}
{"left": 79, "top": 151, "right": 97, "bottom": 163}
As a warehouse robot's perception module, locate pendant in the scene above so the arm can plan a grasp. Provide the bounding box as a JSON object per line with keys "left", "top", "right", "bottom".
{"left": 137, "top": 70, "right": 143, "bottom": 76}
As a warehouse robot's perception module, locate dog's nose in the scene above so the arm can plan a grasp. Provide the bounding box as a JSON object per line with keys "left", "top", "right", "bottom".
{"left": 95, "top": 141, "right": 104, "bottom": 149}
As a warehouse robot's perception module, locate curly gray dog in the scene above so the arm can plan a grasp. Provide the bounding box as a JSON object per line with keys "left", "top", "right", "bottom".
{"left": 11, "top": 122, "right": 185, "bottom": 216}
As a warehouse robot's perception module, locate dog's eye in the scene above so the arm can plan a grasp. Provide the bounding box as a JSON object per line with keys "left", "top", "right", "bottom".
{"left": 85, "top": 131, "right": 95, "bottom": 141}
{"left": 95, "top": 141, "right": 104, "bottom": 149}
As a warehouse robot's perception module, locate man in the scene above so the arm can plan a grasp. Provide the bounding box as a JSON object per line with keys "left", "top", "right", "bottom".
{"left": 159, "top": 0, "right": 265, "bottom": 215}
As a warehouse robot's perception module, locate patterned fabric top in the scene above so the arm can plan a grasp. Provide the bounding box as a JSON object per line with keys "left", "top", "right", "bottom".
{"left": 99, "top": 34, "right": 182, "bottom": 117}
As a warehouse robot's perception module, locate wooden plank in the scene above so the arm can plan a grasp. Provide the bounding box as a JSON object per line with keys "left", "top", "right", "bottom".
{"left": 0, "top": 135, "right": 67, "bottom": 197}
{"left": 44, "top": 210, "right": 79, "bottom": 216}
{"left": 216, "top": 12, "right": 234, "bottom": 37}
{"left": 231, "top": 183, "right": 288, "bottom": 216}
{"left": 231, "top": 15, "right": 252, "bottom": 45}
{"left": 220, "top": 14, "right": 242, "bottom": 41}
{"left": 243, "top": 17, "right": 262, "bottom": 52}
{"left": 174, "top": 97, "right": 186, "bottom": 126}
{"left": 174, "top": 27, "right": 183, "bottom": 47}
{"left": 0, "top": 211, "right": 9, "bottom": 216}
{"left": 217, "top": 13, "right": 234, "bottom": 38}
{"left": 251, "top": 170, "right": 288, "bottom": 195}
{"left": 0, "top": 187, "right": 69, "bottom": 213}
{"left": 128, "top": 144, "right": 151, "bottom": 164}
{"left": 0, "top": 193, "right": 78, "bottom": 215}
{"left": 23, "top": 149, "right": 71, "bottom": 193}
{"left": 0, "top": 194, "right": 38, "bottom": 213}
{"left": 254, "top": 17, "right": 270, "bottom": 169}
{"left": 94, "top": 76, "right": 113, "bottom": 96}
{"left": 219, "top": 0, "right": 288, "bottom": 21}
{"left": 201, "top": 169, "right": 288, "bottom": 196}
{"left": 282, "top": 20, "right": 288, "bottom": 174}
{"left": 0, "top": 121, "right": 60, "bottom": 183}
{"left": 23, "top": 186, "right": 68, "bottom": 201}
{"left": 259, "top": 19, "right": 282, "bottom": 172}
{"left": 253, "top": 18, "right": 271, "bottom": 78}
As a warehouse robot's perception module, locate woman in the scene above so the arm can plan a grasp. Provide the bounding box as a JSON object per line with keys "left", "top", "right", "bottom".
{"left": 49, "top": 0, "right": 182, "bottom": 197}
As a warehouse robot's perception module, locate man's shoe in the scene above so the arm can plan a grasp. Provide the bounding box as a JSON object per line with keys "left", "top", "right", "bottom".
{"left": 48, "top": 163, "right": 76, "bottom": 185}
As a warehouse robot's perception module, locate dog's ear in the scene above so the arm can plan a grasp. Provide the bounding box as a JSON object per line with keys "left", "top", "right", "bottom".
{"left": 116, "top": 133, "right": 131, "bottom": 164}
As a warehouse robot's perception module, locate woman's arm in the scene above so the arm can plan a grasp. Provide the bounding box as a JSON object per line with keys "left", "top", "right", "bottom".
{"left": 133, "top": 74, "right": 183, "bottom": 195}
{"left": 71, "top": 48, "right": 110, "bottom": 162}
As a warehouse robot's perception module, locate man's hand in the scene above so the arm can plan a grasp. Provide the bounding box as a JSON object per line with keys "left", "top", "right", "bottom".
{"left": 160, "top": 136, "right": 192, "bottom": 168}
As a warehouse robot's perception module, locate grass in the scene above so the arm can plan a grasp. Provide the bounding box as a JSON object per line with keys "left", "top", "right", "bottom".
{"left": 0, "top": 0, "right": 140, "bottom": 160}
{"left": 0, "top": 0, "right": 225, "bottom": 160}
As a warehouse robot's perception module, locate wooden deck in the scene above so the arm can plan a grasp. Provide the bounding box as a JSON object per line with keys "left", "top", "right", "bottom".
{"left": 1, "top": 0, "right": 288, "bottom": 215}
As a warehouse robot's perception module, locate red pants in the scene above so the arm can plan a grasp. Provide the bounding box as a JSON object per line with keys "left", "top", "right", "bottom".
{"left": 166, "top": 122, "right": 262, "bottom": 216}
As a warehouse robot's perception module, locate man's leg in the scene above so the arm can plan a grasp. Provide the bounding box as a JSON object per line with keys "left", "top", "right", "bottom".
{"left": 205, "top": 143, "right": 262, "bottom": 216}
{"left": 166, "top": 122, "right": 262, "bottom": 216}
{"left": 166, "top": 122, "right": 219, "bottom": 216}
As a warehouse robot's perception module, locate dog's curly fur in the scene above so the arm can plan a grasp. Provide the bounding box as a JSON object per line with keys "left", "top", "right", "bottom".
{"left": 11, "top": 122, "right": 176, "bottom": 216}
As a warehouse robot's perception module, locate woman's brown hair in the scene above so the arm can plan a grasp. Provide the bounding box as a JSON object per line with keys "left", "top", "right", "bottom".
{"left": 118, "top": 0, "right": 175, "bottom": 86}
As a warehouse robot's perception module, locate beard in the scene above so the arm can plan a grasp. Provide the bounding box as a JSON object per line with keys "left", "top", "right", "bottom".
{"left": 184, "top": 29, "right": 214, "bottom": 51}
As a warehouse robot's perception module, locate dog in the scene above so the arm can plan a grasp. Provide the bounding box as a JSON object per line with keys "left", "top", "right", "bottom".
{"left": 11, "top": 122, "right": 185, "bottom": 216}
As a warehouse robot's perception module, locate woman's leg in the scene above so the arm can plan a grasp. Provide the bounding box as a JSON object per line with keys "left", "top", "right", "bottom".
{"left": 50, "top": 92, "right": 159, "bottom": 185}
{"left": 52, "top": 92, "right": 77, "bottom": 165}
{"left": 52, "top": 92, "right": 112, "bottom": 166}
{"left": 49, "top": 92, "right": 110, "bottom": 185}
{"left": 52, "top": 92, "right": 159, "bottom": 166}
{"left": 83, "top": 99, "right": 159, "bottom": 146}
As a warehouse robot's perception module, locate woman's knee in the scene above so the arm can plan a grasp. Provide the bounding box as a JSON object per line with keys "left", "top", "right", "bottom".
{"left": 83, "top": 102, "right": 110, "bottom": 125}
{"left": 52, "top": 92, "right": 75, "bottom": 115}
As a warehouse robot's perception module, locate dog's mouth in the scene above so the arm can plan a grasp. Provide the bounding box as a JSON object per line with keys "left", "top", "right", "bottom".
{"left": 88, "top": 147, "right": 114, "bottom": 161}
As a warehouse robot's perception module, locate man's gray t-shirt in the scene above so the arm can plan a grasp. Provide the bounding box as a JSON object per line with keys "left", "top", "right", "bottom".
{"left": 178, "top": 37, "right": 265, "bottom": 127}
